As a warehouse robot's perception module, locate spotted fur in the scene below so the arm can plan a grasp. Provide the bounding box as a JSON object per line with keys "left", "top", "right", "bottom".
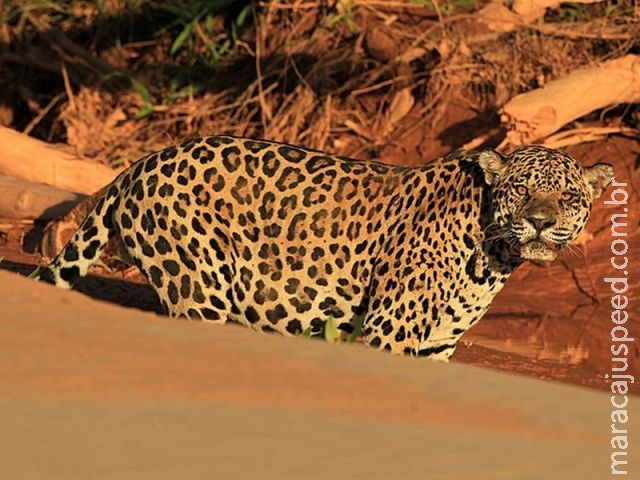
{"left": 38, "top": 136, "right": 613, "bottom": 360}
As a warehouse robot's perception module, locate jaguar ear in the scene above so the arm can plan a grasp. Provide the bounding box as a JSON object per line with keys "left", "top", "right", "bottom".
{"left": 584, "top": 163, "right": 614, "bottom": 199}
{"left": 478, "top": 150, "right": 507, "bottom": 186}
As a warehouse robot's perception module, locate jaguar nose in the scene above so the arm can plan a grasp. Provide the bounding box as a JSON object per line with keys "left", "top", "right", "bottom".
{"left": 526, "top": 215, "right": 556, "bottom": 233}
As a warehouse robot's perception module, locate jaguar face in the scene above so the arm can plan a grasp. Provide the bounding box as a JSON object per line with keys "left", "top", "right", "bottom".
{"left": 478, "top": 145, "right": 614, "bottom": 261}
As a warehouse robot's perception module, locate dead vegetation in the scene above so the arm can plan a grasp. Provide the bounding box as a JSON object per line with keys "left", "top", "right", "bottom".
{"left": 0, "top": 0, "right": 638, "bottom": 171}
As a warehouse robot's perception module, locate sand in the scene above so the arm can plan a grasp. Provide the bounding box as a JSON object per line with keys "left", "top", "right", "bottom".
{"left": 0, "top": 270, "right": 637, "bottom": 479}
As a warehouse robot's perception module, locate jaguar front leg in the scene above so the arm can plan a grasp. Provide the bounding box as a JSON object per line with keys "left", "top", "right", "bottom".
{"left": 361, "top": 263, "right": 474, "bottom": 361}
{"left": 361, "top": 301, "right": 463, "bottom": 361}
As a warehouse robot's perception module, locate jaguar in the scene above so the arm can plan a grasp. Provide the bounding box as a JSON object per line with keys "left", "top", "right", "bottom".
{"left": 37, "top": 135, "right": 613, "bottom": 360}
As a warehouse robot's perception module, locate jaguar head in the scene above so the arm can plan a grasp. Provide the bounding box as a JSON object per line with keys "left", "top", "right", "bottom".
{"left": 478, "top": 145, "right": 613, "bottom": 261}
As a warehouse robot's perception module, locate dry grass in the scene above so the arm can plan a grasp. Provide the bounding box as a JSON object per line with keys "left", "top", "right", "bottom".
{"left": 0, "top": 0, "right": 638, "bottom": 165}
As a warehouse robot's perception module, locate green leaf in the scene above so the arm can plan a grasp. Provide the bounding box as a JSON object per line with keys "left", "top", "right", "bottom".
{"left": 130, "top": 76, "right": 155, "bottom": 119}
{"left": 158, "top": 1, "right": 197, "bottom": 20}
{"left": 171, "top": 20, "right": 196, "bottom": 55}
{"left": 129, "top": 77, "right": 154, "bottom": 106}
{"left": 324, "top": 0, "right": 358, "bottom": 34}
{"left": 301, "top": 326, "right": 313, "bottom": 338}
{"left": 28, "top": 266, "right": 42, "bottom": 279}
{"left": 205, "top": 13, "right": 215, "bottom": 34}
{"left": 159, "top": 3, "right": 183, "bottom": 17}
{"left": 134, "top": 104, "right": 154, "bottom": 119}
{"left": 347, "top": 315, "right": 364, "bottom": 344}
{"left": 235, "top": 2, "right": 254, "bottom": 29}
{"left": 325, "top": 13, "right": 345, "bottom": 28}
{"left": 345, "top": 16, "right": 358, "bottom": 34}
{"left": 324, "top": 317, "right": 340, "bottom": 344}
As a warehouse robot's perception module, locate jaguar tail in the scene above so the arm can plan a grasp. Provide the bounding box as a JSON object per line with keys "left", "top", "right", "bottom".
{"left": 37, "top": 186, "right": 118, "bottom": 289}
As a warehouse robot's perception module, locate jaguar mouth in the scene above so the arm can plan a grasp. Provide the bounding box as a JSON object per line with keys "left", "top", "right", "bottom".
{"left": 520, "top": 239, "right": 558, "bottom": 261}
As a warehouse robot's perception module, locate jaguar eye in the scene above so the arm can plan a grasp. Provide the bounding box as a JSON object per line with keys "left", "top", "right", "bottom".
{"left": 515, "top": 185, "right": 528, "bottom": 196}
{"left": 560, "top": 192, "right": 575, "bottom": 202}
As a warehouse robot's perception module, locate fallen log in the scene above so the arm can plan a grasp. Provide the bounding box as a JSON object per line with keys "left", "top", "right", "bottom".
{"left": 0, "top": 175, "right": 86, "bottom": 220}
{"left": 500, "top": 54, "right": 640, "bottom": 147}
{"left": 0, "top": 126, "right": 121, "bottom": 195}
